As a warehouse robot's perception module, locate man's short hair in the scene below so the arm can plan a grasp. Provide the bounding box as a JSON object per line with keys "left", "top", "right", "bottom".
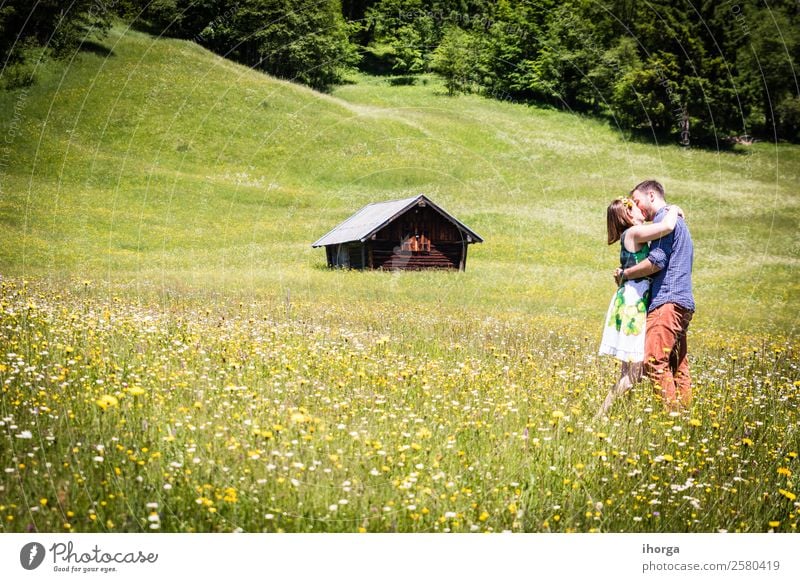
{"left": 631, "top": 180, "right": 665, "bottom": 199}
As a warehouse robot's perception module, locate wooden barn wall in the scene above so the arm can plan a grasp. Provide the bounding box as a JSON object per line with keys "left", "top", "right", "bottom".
{"left": 369, "top": 240, "right": 463, "bottom": 270}
{"left": 327, "top": 243, "right": 365, "bottom": 268}
{"left": 373, "top": 205, "right": 465, "bottom": 245}
{"left": 369, "top": 206, "right": 468, "bottom": 270}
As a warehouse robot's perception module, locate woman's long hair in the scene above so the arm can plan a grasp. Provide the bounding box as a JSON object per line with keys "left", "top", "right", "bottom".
{"left": 607, "top": 199, "right": 634, "bottom": 245}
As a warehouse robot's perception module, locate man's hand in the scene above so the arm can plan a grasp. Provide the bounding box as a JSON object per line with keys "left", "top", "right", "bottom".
{"left": 614, "top": 267, "right": 624, "bottom": 286}
{"left": 618, "top": 258, "right": 661, "bottom": 283}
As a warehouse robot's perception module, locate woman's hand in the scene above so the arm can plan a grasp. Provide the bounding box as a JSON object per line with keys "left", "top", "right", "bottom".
{"left": 670, "top": 205, "right": 685, "bottom": 219}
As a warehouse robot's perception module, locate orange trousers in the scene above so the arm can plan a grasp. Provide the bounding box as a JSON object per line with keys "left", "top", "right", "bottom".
{"left": 644, "top": 303, "right": 694, "bottom": 409}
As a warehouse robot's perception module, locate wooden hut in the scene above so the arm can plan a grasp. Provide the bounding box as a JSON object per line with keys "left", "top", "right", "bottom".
{"left": 312, "top": 195, "right": 483, "bottom": 271}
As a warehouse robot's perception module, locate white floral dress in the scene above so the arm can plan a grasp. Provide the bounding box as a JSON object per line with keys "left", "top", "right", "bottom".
{"left": 598, "top": 230, "right": 650, "bottom": 362}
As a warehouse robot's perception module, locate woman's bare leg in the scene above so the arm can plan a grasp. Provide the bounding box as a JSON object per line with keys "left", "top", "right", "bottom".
{"left": 627, "top": 361, "right": 643, "bottom": 384}
{"left": 597, "top": 361, "right": 640, "bottom": 418}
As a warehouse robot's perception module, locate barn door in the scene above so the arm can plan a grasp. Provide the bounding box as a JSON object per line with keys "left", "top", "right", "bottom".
{"left": 400, "top": 212, "right": 430, "bottom": 253}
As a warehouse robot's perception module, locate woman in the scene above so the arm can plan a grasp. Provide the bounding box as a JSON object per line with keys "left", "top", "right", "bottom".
{"left": 597, "top": 197, "right": 683, "bottom": 417}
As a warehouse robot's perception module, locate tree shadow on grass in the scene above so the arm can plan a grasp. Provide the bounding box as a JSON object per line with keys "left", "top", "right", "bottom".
{"left": 80, "top": 40, "right": 115, "bottom": 58}
{"left": 356, "top": 47, "right": 396, "bottom": 76}
{"left": 389, "top": 76, "right": 417, "bottom": 86}
{"left": 620, "top": 126, "right": 751, "bottom": 153}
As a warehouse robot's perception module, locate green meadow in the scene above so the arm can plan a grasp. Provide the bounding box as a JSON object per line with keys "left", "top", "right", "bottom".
{"left": 0, "top": 26, "right": 798, "bottom": 533}
{"left": 1, "top": 26, "right": 797, "bottom": 329}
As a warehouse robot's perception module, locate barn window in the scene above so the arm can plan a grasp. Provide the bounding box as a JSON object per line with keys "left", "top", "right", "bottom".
{"left": 401, "top": 231, "right": 430, "bottom": 254}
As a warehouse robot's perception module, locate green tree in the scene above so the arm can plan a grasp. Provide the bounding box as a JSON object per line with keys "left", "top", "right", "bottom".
{"left": 776, "top": 96, "right": 800, "bottom": 141}
{"left": 132, "top": 0, "right": 358, "bottom": 91}
{"left": 736, "top": 4, "right": 800, "bottom": 139}
{"left": 365, "top": 0, "right": 493, "bottom": 74}
{"left": 431, "top": 26, "right": 482, "bottom": 95}
{"left": 366, "top": 0, "right": 435, "bottom": 73}
{"left": 521, "top": 3, "right": 603, "bottom": 109}
{"left": 590, "top": 37, "right": 643, "bottom": 124}
{"left": 391, "top": 24, "right": 431, "bottom": 73}
{"left": 481, "top": 0, "right": 555, "bottom": 100}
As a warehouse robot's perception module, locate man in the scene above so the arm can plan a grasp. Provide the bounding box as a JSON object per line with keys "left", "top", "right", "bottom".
{"left": 614, "top": 180, "right": 695, "bottom": 410}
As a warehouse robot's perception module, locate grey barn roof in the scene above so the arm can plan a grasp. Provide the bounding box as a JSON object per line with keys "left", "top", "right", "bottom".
{"left": 311, "top": 195, "right": 483, "bottom": 248}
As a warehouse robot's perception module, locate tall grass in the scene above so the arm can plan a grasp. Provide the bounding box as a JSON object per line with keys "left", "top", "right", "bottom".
{"left": 1, "top": 279, "right": 797, "bottom": 532}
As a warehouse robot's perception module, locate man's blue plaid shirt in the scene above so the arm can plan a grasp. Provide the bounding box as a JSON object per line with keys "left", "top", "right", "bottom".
{"left": 647, "top": 206, "right": 695, "bottom": 313}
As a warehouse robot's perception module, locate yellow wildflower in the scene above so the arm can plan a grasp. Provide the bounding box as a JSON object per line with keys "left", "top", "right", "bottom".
{"left": 96, "top": 395, "right": 119, "bottom": 410}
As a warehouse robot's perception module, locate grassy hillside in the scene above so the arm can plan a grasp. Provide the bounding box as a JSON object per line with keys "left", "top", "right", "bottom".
{"left": 0, "top": 25, "right": 798, "bottom": 331}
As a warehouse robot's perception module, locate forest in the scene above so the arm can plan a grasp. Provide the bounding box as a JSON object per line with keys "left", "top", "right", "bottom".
{"left": 2, "top": 1, "right": 799, "bottom": 143}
